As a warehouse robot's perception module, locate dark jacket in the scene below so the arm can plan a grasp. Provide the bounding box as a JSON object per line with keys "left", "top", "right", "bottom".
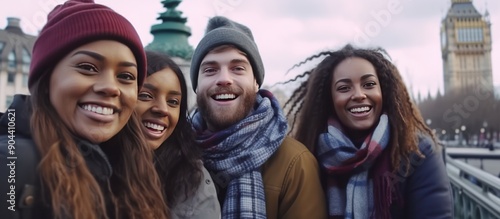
{"left": 389, "top": 136, "right": 453, "bottom": 218}
{"left": 0, "top": 94, "right": 114, "bottom": 219}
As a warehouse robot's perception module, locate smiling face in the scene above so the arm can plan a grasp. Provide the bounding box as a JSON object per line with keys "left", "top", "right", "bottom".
{"left": 49, "top": 40, "right": 138, "bottom": 144}
{"left": 330, "top": 57, "right": 383, "bottom": 131}
{"left": 196, "top": 46, "right": 259, "bottom": 131}
{"left": 135, "top": 68, "right": 181, "bottom": 150}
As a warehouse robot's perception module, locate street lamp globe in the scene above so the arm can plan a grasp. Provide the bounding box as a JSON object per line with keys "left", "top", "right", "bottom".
{"left": 461, "top": 125, "right": 466, "bottom": 131}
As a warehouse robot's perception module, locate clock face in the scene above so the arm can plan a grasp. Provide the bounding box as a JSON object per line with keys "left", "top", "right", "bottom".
{"left": 441, "top": 31, "right": 447, "bottom": 49}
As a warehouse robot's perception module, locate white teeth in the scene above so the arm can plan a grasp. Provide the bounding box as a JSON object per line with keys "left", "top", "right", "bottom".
{"left": 82, "top": 104, "right": 114, "bottom": 115}
{"left": 143, "top": 122, "right": 165, "bottom": 131}
{"left": 215, "top": 94, "right": 236, "bottom": 100}
{"left": 350, "top": 106, "right": 370, "bottom": 113}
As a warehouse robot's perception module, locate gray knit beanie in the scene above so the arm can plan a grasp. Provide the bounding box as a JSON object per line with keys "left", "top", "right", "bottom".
{"left": 190, "top": 16, "right": 264, "bottom": 91}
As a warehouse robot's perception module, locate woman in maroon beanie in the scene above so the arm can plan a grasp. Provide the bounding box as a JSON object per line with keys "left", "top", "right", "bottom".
{"left": 0, "top": 0, "right": 168, "bottom": 219}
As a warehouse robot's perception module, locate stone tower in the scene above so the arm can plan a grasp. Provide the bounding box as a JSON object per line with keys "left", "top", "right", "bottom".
{"left": 440, "top": 0, "right": 493, "bottom": 93}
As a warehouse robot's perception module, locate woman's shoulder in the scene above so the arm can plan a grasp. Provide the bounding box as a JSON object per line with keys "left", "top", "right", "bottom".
{"left": 172, "top": 162, "right": 215, "bottom": 203}
{"left": 416, "top": 134, "right": 441, "bottom": 157}
{"left": 171, "top": 161, "right": 220, "bottom": 219}
{"left": 394, "top": 135, "right": 453, "bottom": 218}
{"left": 398, "top": 134, "right": 443, "bottom": 173}
{"left": 199, "top": 162, "right": 215, "bottom": 185}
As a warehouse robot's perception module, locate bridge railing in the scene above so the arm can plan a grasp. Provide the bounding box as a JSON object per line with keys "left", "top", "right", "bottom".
{"left": 446, "top": 155, "right": 500, "bottom": 219}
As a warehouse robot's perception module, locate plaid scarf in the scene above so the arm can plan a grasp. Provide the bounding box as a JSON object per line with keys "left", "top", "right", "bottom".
{"left": 192, "top": 90, "right": 287, "bottom": 219}
{"left": 317, "top": 114, "right": 390, "bottom": 219}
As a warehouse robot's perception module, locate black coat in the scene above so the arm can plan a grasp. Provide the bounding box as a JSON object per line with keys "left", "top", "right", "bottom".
{"left": 0, "top": 94, "right": 114, "bottom": 219}
{"left": 390, "top": 136, "right": 454, "bottom": 218}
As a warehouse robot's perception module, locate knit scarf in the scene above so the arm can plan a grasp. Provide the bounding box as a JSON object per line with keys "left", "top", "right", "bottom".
{"left": 192, "top": 89, "right": 287, "bottom": 219}
{"left": 317, "top": 114, "right": 390, "bottom": 219}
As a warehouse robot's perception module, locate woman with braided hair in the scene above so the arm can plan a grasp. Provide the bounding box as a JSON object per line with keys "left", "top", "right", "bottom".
{"left": 283, "top": 44, "right": 453, "bottom": 219}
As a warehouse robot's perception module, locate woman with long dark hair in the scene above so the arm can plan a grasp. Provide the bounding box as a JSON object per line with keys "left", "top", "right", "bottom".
{"left": 283, "top": 44, "right": 453, "bottom": 218}
{"left": 136, "top": 51, "right": 220, "bottom": 219}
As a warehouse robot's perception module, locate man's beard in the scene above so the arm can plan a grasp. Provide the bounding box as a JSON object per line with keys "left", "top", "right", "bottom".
{"left": 197, "top": 90, "right": 256, "bottom": 131}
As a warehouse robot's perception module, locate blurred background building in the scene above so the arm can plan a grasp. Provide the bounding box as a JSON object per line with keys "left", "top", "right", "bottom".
{"left": 0, "top": 17, "right": 35, "bottom": 111}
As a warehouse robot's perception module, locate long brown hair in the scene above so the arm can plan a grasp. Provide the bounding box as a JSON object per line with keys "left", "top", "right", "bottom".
{"left": 283, "top": 44, "right": 436, "bottom": 173}
{"left": 30, "top": 71, "right": 169, "bottom": 219}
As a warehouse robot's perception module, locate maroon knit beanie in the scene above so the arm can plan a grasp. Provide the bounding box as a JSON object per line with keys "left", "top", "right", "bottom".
{"left": 28, "top": 0, "right": 146, "bottom": 88}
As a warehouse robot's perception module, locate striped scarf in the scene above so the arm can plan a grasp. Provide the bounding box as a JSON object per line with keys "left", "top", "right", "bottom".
{"left": 192, "top": 90, "right": 287, "bottom": 219}
{"left": 317, "top": 114, "right": 390, "bottom": 219}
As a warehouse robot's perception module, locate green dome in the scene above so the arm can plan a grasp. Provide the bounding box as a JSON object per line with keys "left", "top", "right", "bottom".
{"left": 146, "top": 0, "right": 193, "bottom": 60}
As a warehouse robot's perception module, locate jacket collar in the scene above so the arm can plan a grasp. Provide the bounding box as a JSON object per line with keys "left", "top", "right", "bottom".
{"left": 74, "top": 138, "right": 113, "bottom": 180}
{"left": 0, "top": 94, "right": 31, "bottom": 137}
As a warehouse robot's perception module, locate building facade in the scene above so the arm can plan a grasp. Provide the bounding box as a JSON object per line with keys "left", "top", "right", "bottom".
{"left": 0, "top": 17, "right": 36, "bottom": 111}
{"left": 441, "top": 0, "right": 493, "bottom": 93}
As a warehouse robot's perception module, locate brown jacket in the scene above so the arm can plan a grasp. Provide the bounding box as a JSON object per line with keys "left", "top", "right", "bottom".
{"left": 261, "top": 137, "right": 328, "bottom": 219}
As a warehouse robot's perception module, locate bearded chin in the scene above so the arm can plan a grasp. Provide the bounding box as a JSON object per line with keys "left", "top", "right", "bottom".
{"left": 197, "top": 91, "right": 257, "bottom": 131}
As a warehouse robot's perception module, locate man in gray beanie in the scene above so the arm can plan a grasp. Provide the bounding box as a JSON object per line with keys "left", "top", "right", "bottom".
{"left": 190, "top": 16, "right": 327, "bottom": 219}
{"left": 190, "top": 16, "right": 265, "bottom": 91}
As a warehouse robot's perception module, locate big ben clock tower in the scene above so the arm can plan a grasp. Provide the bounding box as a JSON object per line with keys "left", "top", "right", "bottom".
{"left": 441, "top": 0, "right": 493, "bottom": 93}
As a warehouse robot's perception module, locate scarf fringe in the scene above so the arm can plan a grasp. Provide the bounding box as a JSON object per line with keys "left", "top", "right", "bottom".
{"left": 372, "top": 149, "right": 405, "bottom": 219}
{"left": 374, "top": 173, "right": 393, "bottom": 219}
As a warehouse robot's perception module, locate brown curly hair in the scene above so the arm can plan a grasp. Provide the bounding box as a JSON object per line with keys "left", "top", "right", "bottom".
{"left": 283, "top": 44, "right": 437, "bottom": 174}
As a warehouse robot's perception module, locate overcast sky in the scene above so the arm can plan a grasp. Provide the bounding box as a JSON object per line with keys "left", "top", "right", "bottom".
{"left": 1, "top": 0, "right": 499, "bottom": 97}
